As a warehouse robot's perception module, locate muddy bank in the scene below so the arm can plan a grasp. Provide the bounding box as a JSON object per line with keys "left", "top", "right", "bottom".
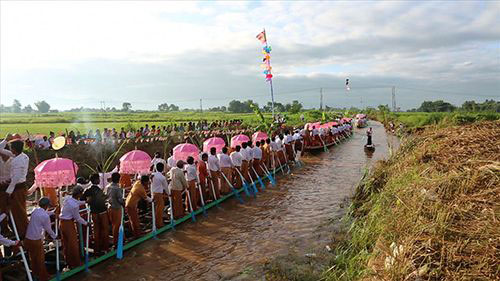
{"left": 70, "top": 121, "right": 395, "bottom": 281}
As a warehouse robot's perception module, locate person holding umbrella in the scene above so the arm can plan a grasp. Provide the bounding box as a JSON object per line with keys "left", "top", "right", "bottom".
{"left": 24, "top": 197, "right": 57, "bottom": 281}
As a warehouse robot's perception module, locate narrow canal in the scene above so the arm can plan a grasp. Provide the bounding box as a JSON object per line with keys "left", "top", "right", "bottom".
{"left": 77, "top": 121, "right": 398, "bottom": 281}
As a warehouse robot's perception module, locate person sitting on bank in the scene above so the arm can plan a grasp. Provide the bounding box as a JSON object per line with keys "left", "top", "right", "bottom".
{"left": 24, "top": 197, "right": 57, "bottom": 281}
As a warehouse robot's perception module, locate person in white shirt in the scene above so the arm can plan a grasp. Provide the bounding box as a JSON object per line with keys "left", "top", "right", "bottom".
{"left": 185, "top": 156, "right": 199, "bottom": 210}
{"left": 59, "top": 186, "right": 87, "bottom": 268}
{"left": 283, "top": 131, "right": 294, "bottom": 163}
{"left": 252, "top": 142, "right": 263, "bottom": 177}
{"left": 240, "top": 143, "right": 251, "bottom": 182}
{"left": 3, "top": 139, "right": 30, "bottom": 239}
{"left": 97, "top": 165, "right": 119, "bottom": 192}
{"left": 269, "top": 138, "right": 279, "bottom": 170}
{"left": 151, "top": 163, "right": 168, "bottom": 228}
{"left": 230, "top": 146, "right": 243, "bottom": 188}
{"left": 276, "top": 135, "right": 287, "bottom": 165}
{"left": 207, "top": 147, "right": 221, "bottom": 199}
{"left": 166, "top": 152, "right": 176, "bottom": 172}
{"left": 25, "top": 197, "right": 57, "bottom": 281}
{"left": 218, "top": 147, "right": 233, "bottom": 195}
{"left": 151, "top": 152, "right": 167, "bottom": 172}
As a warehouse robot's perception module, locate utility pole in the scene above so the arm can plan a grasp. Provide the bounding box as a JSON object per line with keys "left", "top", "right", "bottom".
{"left": 391, "top": 86, "right": 396, "bottom": 112}
{"left": 200, "top": 99, "right": 203, "bottom": 113}
{"left": 320, "top": 88, "right": 323, "bottom": 110}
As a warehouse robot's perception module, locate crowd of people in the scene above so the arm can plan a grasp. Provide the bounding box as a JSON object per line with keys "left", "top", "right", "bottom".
{"left": 32, "top": 120, "right": 243, "bottom": 149}
{"left": 0, "top": 120, "right": 353, "bottom": 281}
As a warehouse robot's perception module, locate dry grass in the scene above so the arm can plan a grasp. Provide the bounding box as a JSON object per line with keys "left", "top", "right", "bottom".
{"left": 351, "top": 121, "right": 500, "bottom": 281}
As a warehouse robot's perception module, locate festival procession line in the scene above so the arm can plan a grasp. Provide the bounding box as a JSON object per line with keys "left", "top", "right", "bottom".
{"left": 0, "top": 120, "right": 354, "bottom": 281}
{"left": 44, "top": 125, "right": 353, "bottom": 281}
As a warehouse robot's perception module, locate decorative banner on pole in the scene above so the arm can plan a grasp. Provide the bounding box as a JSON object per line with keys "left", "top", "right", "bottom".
{"left": 345, "top": 78, "right": 350, "bottom": 91}
{"left": 256, "top": 29, "right": 276, "bottom": 118}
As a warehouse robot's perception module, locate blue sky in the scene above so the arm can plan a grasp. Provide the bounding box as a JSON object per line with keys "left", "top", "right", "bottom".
{"left": 1, "top": 1, "right": 499, "bottom": 110}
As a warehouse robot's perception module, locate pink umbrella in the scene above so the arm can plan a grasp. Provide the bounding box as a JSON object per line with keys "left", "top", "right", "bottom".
{"left": 252, "top": 132, "right": 268, "bottom": 144}
{"left": 230, "top": 134, "right": 250, "bottom": 148}
{"left": 119, "top": 150, "right": 152, "bottom": 174}
{"left": 304, "top": 123, "right": 313, "bottom": 130}
{"left": 203, "top": 137, "right": 226, "bottom": 153}
{"left": 173, "top": 143, "right": 200, "bottom": 162}
{"left": 34, "top": 157, "right": 79, "bottom": 188}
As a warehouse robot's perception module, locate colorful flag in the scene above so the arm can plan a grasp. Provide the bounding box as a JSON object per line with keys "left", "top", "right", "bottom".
{"left": 256, "top": 31, "right": 266, "bottom": 44}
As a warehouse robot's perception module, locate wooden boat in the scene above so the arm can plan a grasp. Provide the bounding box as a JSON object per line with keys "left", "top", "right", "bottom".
{"left": 39, "top": 164, "right": 288, "bottom": 281}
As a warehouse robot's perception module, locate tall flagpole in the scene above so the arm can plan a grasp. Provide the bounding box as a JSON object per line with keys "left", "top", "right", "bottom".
{"left": 264, "top": 28, "right": 275, "bottom": 120}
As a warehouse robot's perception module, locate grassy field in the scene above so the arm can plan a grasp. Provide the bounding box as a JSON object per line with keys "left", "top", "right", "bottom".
{"left": 2, "top": 110, "right": 498, "bottom": 136}
{"left": 0, "top": 111, "right": 310, "bottom": 136}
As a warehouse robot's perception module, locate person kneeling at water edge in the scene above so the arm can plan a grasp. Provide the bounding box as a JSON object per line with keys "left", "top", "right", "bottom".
{"left": 168, "top": 161, "right": 188, "bottom": 220}
{"left": 125, "top": 175, "right": 152, "bottom": 238}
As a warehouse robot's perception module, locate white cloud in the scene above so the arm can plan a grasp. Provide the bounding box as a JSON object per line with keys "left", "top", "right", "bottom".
{"left": 1, "top": 1, "right": 499, "bottom": 110}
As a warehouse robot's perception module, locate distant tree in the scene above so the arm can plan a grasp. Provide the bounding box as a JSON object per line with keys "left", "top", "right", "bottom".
{"left": 0, "top": 104, "right": 10, "bottom": 113}
{"left": 122, "top": 102, "right": 132, "bottom": 112}
{"left": 23, "top": 105, "right": 33, "bottom": 113}
{"left": 169, "top": 104, "right": 179, "bottom": 111}
{"left": 377, "top": 104, "right": 390, "bottom": 112}
{"left": 158, "top": 103, "right": 169, "bottom": 112}
{"left": 34, "top": 100, "right": 51, "bottom": 113}
{"left": 12, "top": 99, "right": 22, "bottom": 113}
{"left": 289, "top": 100, "right": 303, "bottom": 114}
{"left": 418, "top": 100, "right": 455, "bottom": 112}
{"left": 228, "top": 100, "right": 244, "bottom": 113}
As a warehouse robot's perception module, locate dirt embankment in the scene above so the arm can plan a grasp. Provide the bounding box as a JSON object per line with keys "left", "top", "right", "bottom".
{"left": 345, "top": 121, "right": 500, "bottom": 281}
{"left": 265, "top": 121, "right": 499, "bottom": 281}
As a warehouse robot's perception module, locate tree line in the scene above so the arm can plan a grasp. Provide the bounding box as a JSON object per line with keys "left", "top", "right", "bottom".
{"left": 409, "top": 99, "right": 499, "bottom": 113}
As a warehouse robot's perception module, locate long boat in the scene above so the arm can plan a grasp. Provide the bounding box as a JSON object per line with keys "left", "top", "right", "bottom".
{"left": 44, "top": 163, "right": 288, "bottom": 281}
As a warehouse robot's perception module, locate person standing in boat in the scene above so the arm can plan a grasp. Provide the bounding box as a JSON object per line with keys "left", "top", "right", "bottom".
{"left": 184, "top": 157, "right": 199, "bottom": 208}
{"left": 59, "top": 186, "right": 87, "bottom": 268}
{"left": 240, "top": 143, "right": 251, "bottom": 182}
{"left": 106, "top": 173, "right": 124, "bottom": 247}
{"left": 125, "top": 175, "right": 152, "bottom": 238}
{"left": 82, "top": 174, "right": 110, "bottom": 255}
{"left": 24, "top": 197, "right": 57, "bottom": 281}
{"left": 230, "top": 146, "right": 243, "bottom": 188}
{"left": 252, "top": 141, "right": 263, "bottom": 177}
{"left": 208, "top": 148, "right": 221, "bottom": 199}
{"left": 366, "top": 127, "right": 373, "bottom": 146}
{"left": 218, "top": 147, "right": 233, "bottom": 195}
{"left": 198, "top": 153, "right": 209, "bottom": 203}
{"left": 151, "top": 163, "right": 168, "bottom": 228}
{"left": 151, "top": 152, "right": 166, "bottom": 173}
{"left": 168, "top": 161, "right": 188, "bottom": 219}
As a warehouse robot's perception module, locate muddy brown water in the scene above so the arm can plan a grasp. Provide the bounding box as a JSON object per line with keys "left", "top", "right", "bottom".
{"left": 76, "top": 121, "right": 398, "bottom": 281}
